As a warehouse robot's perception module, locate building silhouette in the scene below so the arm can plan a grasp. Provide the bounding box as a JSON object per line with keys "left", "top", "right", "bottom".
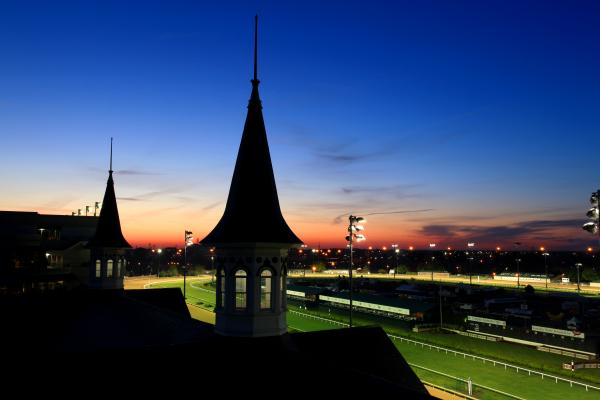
{"left": 201, "top": 16, "right": 302, "bottom": 337}
{"left": 87, "top": 138, "right": 131, "bottom": 289}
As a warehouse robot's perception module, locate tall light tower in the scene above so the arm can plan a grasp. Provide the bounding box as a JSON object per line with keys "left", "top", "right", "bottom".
{"left": 183, "top": 230, "right": 193, "bottom": 299}
{"left": 540, "top": 246, "right": 549, "bottom": 289}
{"left": 346, "top": 215, "right": 366, "bottom": 328}
{"left": 575, "top": 263, "right": 582, "bottom": 293}
{"left": 514, "top": 241, "right": 522, "bottom": 288}
{"left": 391, "top": 244, "right": 399, "bottom": 279}
{"left": 467, "top": 242, "right": 475, "bottom": 286}
{"left": 156, "top": 248, "right": 162, "bottom": 278}
{"left": 428, "top": 243, "right": 437, "bottom": 281}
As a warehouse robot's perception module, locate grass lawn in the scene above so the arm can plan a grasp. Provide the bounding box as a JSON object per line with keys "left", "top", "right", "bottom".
{"left": 287, "top": 302, "right": 600, "bottom": 385}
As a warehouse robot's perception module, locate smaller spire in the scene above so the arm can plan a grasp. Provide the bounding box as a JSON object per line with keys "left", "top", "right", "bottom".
{"left": 109, "top": 137, "right": 113, "bottom": 174}
{"left": 253, "top": 15, "right": 259, "bottom": 85}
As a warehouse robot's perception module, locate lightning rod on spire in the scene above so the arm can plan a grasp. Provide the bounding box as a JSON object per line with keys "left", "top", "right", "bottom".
{"left": 253, "top": 15, "right": 258, "bottom": 82}
{"left": 109, "top": 137, "right": 113, "bottom": 173}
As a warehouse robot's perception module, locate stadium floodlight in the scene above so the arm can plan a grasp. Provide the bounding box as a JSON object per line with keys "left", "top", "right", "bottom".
{"left": 583, "top": 222, "right": 598, "bottom": 234}
{"left": 583, "top": 190, "right": 600, "bottom": 238}
{"left": 346, "top": 214, "right": 367, "bottom": 328}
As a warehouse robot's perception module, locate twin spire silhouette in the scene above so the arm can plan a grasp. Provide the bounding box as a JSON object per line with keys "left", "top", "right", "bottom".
{"left": 92, "top": 16, "right": 301, "bottom": 249}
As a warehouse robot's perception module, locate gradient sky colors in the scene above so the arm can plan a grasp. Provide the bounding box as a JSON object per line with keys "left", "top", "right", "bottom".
{"left": 1, "top": 1, "right": 599, "bottom": 250}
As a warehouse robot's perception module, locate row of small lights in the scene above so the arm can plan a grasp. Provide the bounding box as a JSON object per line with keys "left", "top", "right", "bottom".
{"left": 297, "top": 244, "right": 595, "bottom": 253}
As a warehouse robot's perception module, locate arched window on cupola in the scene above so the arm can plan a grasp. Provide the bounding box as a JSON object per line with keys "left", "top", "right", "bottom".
{"left": 95, "top": 260, "right": 101, "bottom": 278}
{"left": 107, "top": 259, "right": 114, "bottom": 277}
{"left": 234, "top": 269, "right": 247, "bottom": 310}
{"left": 117, "top": 259, "right": 122, "bottom": 277}
{"left": 260, "top": 269, "right": 273, "bottom": 310}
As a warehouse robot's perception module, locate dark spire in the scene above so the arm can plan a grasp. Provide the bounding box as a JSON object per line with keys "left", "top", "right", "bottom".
{"left": 202, "top": 17, "right": 301, "bottom": 245}
{"left": 88, "top": 139, "right": 131, "bottom": 248}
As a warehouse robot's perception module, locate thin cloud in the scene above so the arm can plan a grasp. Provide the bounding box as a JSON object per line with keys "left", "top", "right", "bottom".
{"left": 117, "top": 169, "right": 162, "bottom": 176}
{"left": 117, "top": 189, "right": 178, "bottom": 202}
{"left": 332, "top": 209, "right": 434, "bottom": 224}
{"left": 341, "top": 184, "right": 424, "bottom": 199}
{"left": 202, "top": 201, "right": 222, "bottom": 211}
{"left": 419, "top": 219, "right": 584, "bottom": 244}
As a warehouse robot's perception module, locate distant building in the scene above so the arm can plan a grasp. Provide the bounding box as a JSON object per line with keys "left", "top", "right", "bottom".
{"left": 0, "top": 211, "right": 98, "bottom": 294}
{"left": 0, "top": 211, "right": 98, "bottom": 270}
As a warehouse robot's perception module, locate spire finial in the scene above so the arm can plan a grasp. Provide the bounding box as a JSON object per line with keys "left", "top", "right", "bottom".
{"left": 109, "top": 137, "right": 113, "bottom": 174}
{"left": 253, "top": 15, "right": 258, "bottom": 83}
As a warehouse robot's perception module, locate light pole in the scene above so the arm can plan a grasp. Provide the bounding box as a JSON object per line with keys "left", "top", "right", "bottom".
{"left": 514, "top": 241, "right": 522, "bottom": 288}
{"left": 391, "top": 244, "right": 399, "bottom": 279}
{"left": 575, "top": 263, "right": 582, "bottom": 293}
{"left": 516, "top": 258, "right": 521, "bottom": 288}
{"left": 467, "top": 242, "right": 475, "bottom": 286}
{"left": 156, "top": 248, "right": 162, "bottom": 278}
{"left": 346, "top": 215, "right": 366, "bottom": 328}
{"left": 184, "top": 230, "right": 193, "bottom": 299}
{"left": 429, "top": 243, "right": 436, "bottom": 281}
{"left": 310, "top": 249, "right": 317, "bottom": 277}
{"left": 541, "top": 248, "right": 549, "bottom": 289}
{"left": 210, "top": 248, "right": 215, "bottom": 283}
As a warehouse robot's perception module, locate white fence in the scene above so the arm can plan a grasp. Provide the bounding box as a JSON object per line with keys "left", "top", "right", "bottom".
{"left": 410, "top": 363, "right": 526, "bottom": 400}
{"left": 387, "top": 333, "right": 600, "bottom": 393}
{"left": 288, "top": 308, "right": 600, "bottom": 394}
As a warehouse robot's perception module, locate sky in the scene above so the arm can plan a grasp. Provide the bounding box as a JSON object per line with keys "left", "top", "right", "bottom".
{"left": 0, "top": 1, "right": 599, "bottom": 250}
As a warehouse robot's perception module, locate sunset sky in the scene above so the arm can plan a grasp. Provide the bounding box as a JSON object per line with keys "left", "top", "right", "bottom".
{"left": 1, "top": 1, "right": 599, "bottom": 250}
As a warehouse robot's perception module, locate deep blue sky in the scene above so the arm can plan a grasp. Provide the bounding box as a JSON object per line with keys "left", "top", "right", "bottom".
{"left": 1, "top": 1, "right": 599, "bottom": 249}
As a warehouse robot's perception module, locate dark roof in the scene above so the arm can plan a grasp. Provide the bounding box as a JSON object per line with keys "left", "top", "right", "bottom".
{"left": 87, "top": 171, "right": 131, "bottom": 248}
{"left": 201, "top": 78, "right": 301, "bottom": 245}
{"left": 0, "top": 289, "right": 212, "bottom": 352}
{"left": 126, "top": 288, "right": 192, "bottom": 317}
{"left": 290, "top": 326, "right": 429, "bottom": 394}
{"left": 0, "top": 287, "right": 430, "bottom": 397}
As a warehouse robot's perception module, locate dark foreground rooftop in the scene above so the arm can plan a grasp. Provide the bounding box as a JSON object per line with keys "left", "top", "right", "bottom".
{"left": 1, "top": 288, "right": 430, "bottom": 397}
